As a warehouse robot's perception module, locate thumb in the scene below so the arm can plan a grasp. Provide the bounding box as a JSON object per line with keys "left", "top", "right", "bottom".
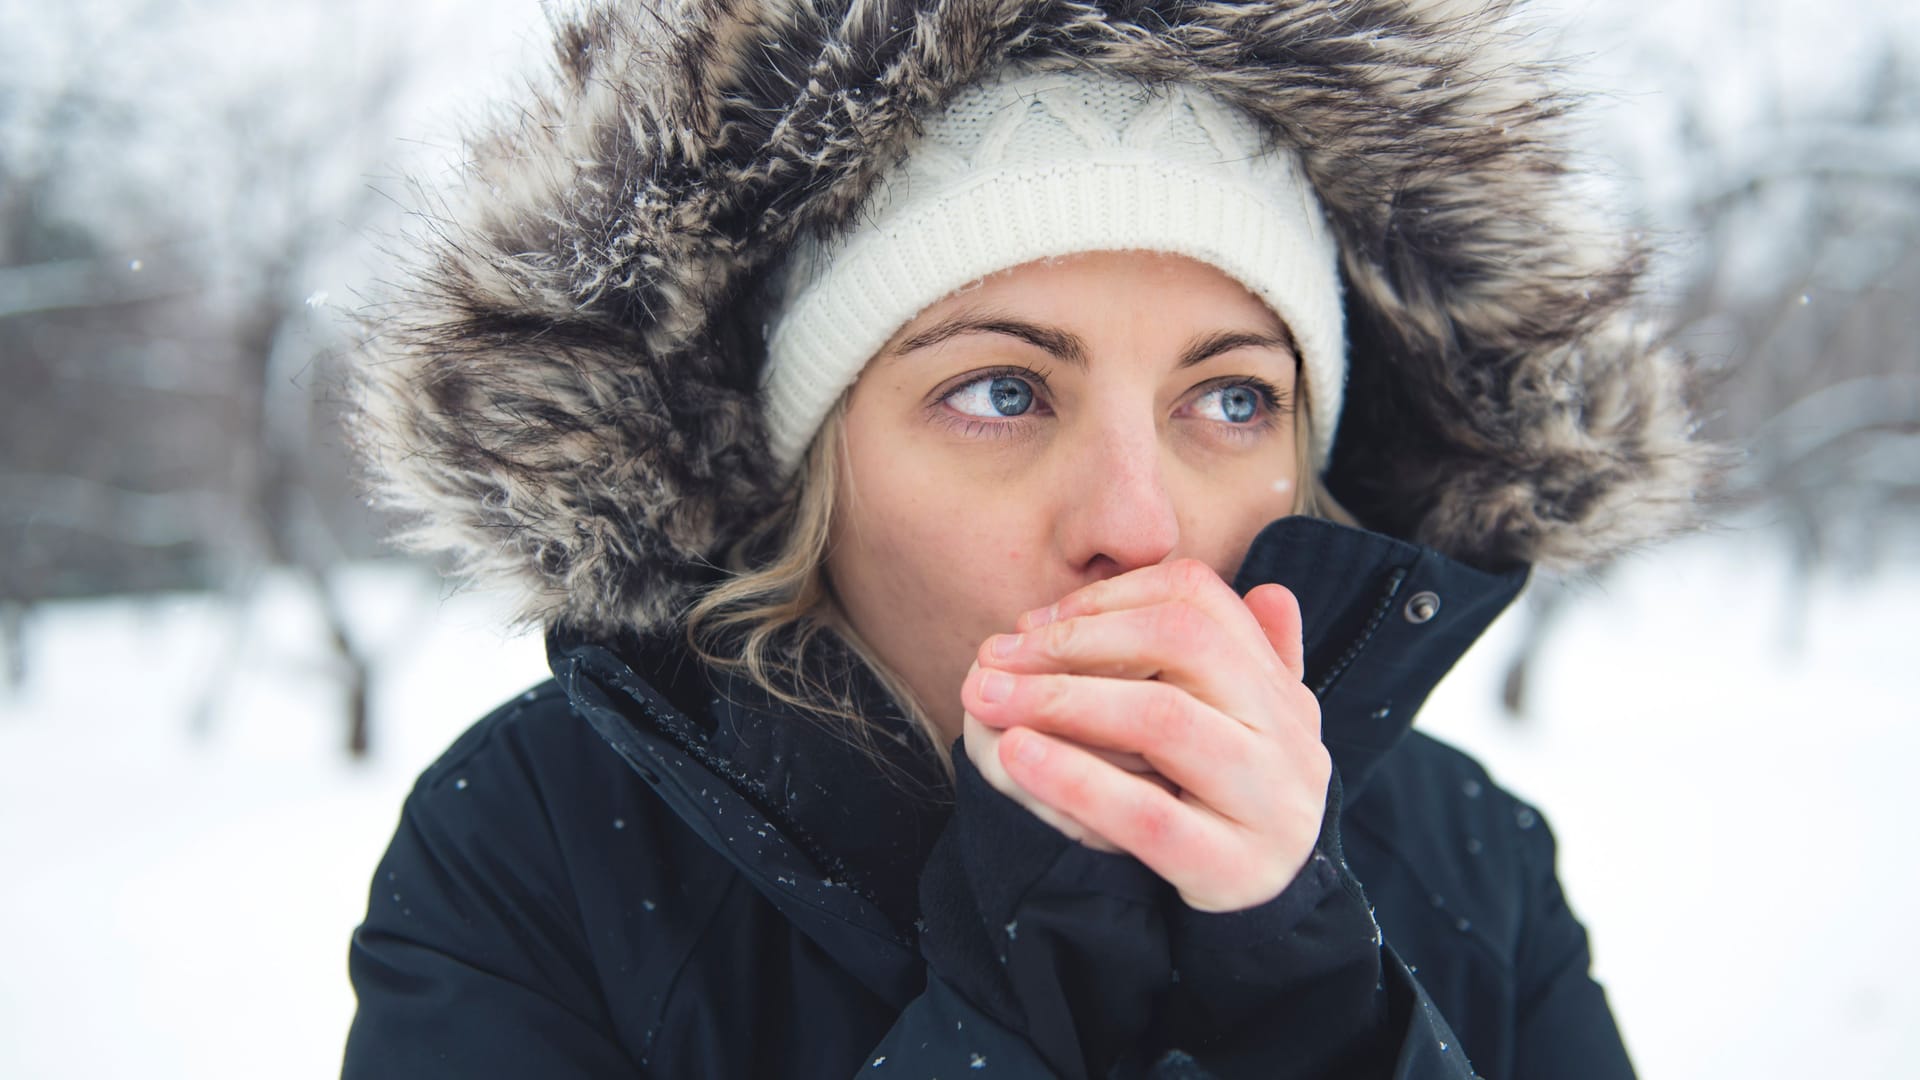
{"left": 1243, "top": 583, "right": 1306, "bottom": 682}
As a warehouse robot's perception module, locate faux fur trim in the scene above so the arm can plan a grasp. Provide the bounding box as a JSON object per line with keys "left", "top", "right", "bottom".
{"left": 350, "top": 0, "right": 1722, "bottom": 636}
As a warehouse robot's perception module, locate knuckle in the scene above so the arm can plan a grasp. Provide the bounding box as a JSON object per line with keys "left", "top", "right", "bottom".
{"left": 1053, "top": 759, "right": 1095, "bottom": 806}
{"left": 1146, "top": 600, "right": 1206, "bottom": 646}
{"left": 1125, "top": 797, "right": 1177, "bottom": 849}
{"left": 1166, "top": 558, "right": 1218, "bottom": 598}
{"left": 1137, "top": 682, "right": 1193, "bottom": 742}
{"left": 1073, "top": 579, "right": 1112, "bottom": 612}
{"left": 1305, "top": 741, "right": 1333, "bottom": 789}
{"left": 1029, "top": 674, "right": 1073, "bottom": 718}
{"left": 1043, "top": 613, "right": 1081, "bottom": 659}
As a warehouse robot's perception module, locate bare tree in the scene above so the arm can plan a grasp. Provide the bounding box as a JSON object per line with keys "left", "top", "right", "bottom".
{"left": 1500, "top": 36, "right": 1920, "bottom": 717}
{"left": 1, "top": 1, "right": 430, "bottom": 752}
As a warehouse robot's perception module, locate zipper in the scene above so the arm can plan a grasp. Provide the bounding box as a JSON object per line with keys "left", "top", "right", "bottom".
{"left": 1311, "top": 566, "right": 1410, "bottom": 698}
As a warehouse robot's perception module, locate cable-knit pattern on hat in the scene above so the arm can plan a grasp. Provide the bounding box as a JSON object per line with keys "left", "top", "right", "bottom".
{"left": 761, "top": 67, "right": 1347, "bottom": 472}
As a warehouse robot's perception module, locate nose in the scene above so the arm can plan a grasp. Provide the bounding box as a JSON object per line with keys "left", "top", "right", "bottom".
{"left": 1053, "top": 415, "right": 1180, "bottom": 581}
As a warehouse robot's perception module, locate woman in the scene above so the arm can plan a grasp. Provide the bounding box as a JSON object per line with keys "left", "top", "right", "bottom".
{"left": 343, "top": 1, "right": 1714, "bottom": 1077}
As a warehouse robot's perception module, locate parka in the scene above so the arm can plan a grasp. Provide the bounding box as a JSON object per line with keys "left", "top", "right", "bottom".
{"left": 341, "top": 0, "right": 1719, "bottom": 1076}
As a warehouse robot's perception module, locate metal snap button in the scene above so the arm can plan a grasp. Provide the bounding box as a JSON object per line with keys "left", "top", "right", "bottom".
{"left": 1403, "top": 590, "right": 1441, "bottom": 624}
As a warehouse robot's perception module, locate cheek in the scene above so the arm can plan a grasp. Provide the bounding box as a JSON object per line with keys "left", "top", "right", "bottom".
{"left": 1174, "top": 435, "right": 1301, "bottom": 571}
{"left": 837, "top": 462, "right": 1038, "bottom": 621}
{"left": 1263, "top": 474, "right": 1302, "bottom": 525}
{"left": 836, "top": 391, "right": 1047, "bottom": 605}
{"left": 828, "top": 422, "right": 1057, "bottom": 719}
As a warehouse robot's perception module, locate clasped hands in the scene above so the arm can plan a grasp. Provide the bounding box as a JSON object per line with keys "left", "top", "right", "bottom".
{"left": 961, "top": 560, "right": 1329, "bottom": 914}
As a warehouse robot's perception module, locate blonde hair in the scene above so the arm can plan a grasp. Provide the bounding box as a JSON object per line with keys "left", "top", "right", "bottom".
{"left": 686, "top": 388, "right": 1351, "bottom": 764}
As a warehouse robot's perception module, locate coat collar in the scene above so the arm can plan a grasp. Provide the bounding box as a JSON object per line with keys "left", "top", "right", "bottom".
{"left": 549, "top": 516, "right": 1525, "bottom": 1003}
{"left": 550, "top": 627, "right": 934, "bottom": 1003}
{"left": 1232, "top": 517, "right": 1527, "bottom": 796}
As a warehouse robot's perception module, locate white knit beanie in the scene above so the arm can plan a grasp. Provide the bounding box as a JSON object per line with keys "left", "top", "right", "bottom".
{"left": 761, "top": 67, "right": 1347, "bottom": 474}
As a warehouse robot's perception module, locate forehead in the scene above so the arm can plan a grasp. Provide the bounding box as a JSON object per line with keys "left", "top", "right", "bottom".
{"left": 919, "top": 250, "right": 1282, "bottom": 327}
{"left": 873, "top": 250, "right": 1297, "bottom": 375}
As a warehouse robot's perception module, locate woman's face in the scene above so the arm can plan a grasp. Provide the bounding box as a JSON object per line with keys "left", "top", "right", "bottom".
{"left": 826, "top": 250, "right": 1302, "bottom": 742}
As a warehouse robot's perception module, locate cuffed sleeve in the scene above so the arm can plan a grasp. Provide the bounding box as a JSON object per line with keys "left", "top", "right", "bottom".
{"left": 1153, "top": 768, "right": 1395, "bottom": 1078}
{"left": 1144, "top": 772, "right": 1638, "bottom": 1080}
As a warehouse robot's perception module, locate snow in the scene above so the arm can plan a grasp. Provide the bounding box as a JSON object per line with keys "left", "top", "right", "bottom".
{"left": 3, "top": 0, "right": 1916, "bottom": 1076}
{"left": 3, "top": 537, "right": 1917, "bottom": 1077}
{"left": 0, "top": 564, "right": 548, "bottom": 1079}
{"left": 1419, "top": 532, "right": 1920, "bottom": 1077}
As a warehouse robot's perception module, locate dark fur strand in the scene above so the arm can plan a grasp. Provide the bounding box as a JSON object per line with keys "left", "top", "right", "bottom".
{"left": 350, "top": 0, "right": 1721, "bottom": 636}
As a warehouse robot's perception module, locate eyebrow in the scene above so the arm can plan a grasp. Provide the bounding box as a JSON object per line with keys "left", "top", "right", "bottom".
{"left": 890, "top": 312, "right": 1297, "bottom": 370}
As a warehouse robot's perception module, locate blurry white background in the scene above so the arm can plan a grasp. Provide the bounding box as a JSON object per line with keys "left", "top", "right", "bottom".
{"left": 2, "top": 1, "right": 1916, "bottom": 1077}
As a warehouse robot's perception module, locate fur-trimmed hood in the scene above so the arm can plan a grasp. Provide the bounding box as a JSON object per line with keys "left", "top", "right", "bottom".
{"left": 351, "top": 0, "right": 1719, "bottom": 637}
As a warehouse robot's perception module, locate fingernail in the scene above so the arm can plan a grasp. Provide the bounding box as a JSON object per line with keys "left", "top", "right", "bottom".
{"left": 1010, "top": 729, "right": 1045, "bottom": 765}
{"left": 990, "top": 633, "right": 1022, "bottom": 658}
{"left": 980, "top": 669, "right": 1014, "bottom": 703}
{"left": 1024, "top": 605, "right": 1058, "bottom": 629}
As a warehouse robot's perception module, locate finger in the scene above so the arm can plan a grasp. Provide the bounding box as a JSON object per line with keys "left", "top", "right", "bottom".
{"left": 998, "top": 726, "right": 1236, "bottom": 889}
{"left": 979, "top": 602, "right": 1277, "bottom": 721}
{"left": 1023, "top": 559, "right": 1290, "bottom": 680}
{"left": 1243, "top": 583, "right": 1306, "bottom": 682}
{"left": 963, "top": 710, "right": 1119, "bottom": 850}
{"left": 980, "top": 702, "right": 1172, "bottom": 795}
{"left": 965, "top": 668, "right": 1285, "bottom": 822}
{"left": 1075, "top": 742, "right": 1179, "bottom": 795}
{"left": 1025, "top": 559, "right": 1265, "bottom": 650}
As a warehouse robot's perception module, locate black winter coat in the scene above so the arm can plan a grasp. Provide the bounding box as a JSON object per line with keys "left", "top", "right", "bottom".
{"left": 343, "top": 518, "right": 1637, "bottom": 1079}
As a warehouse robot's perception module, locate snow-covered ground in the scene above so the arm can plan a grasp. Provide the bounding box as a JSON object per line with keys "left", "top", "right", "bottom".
{"left": 1419, "top": 535, "right": 1920, "bottom": 1078}
{"left": 1, "top": 533, "right": 1915, "bottom": 1078}
{"left": 4, "top": 1, "right": 1916, "bottom": 1076}
{"left": 0, "top": 566, "right": 550, "bottom": 1079}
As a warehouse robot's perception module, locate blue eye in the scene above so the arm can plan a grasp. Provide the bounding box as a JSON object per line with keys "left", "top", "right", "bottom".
{"left": 1197, "top": 384, "right": 1263, "bottom": 424}
{"left": 948, "top": 375, "right": 1036, "bottom": 418}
